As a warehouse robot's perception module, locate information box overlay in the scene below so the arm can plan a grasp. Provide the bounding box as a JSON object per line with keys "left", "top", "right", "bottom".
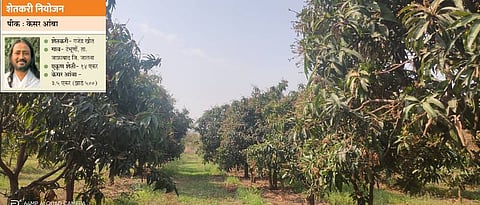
{"left": 1, "top": 0, "right": 106, "bottom": 92}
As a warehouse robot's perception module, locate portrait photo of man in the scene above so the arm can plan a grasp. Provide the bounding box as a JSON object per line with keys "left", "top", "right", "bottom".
{"left": 4, "top": 38, "right": 40, "bottom": 88}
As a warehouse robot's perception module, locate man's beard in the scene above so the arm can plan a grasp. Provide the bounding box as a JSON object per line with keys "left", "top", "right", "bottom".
{"left": 15, "top": 60, "right": 30, "bottom": 72}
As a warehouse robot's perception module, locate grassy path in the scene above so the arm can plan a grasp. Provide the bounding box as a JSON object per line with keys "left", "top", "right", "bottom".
{"left": 161, "top": 154, "right": 241, "bottom": 205}
{"left": 109, "top": 151, "right": 480, "bottom": 205}
{"left": 2, "top": 133, "right": 478, "bottom": 204}
{"left": 105, "top": 133, "right": 480, "bottom": 205}
{"left": 2, "top": 149, "right": 479, "bottom": 204}
{"left": 108, "top": 152, "right": 262, "bottom": 205}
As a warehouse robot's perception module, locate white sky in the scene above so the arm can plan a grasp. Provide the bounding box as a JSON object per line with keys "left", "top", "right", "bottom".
{"left": 113, "top": 1, "right": 306, "bottom": 119}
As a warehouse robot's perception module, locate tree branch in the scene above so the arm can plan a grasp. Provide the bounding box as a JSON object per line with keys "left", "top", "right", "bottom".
{"left": 0, "top": 117, "right": 14, "bottom": 178}
{"left": 375, "top": 59, "right": 413, "bottom": 75}
{"left": 13, "top": 144, "right": 28, "bottom": 175}
{"left": 351, "top": 99, "right": 398, "bottom": 112}
{"left": 452, "top": 115, "right": 480, "bottom": 165}
{"left": 26, "top": 160, "right": 71, "bottom": 189}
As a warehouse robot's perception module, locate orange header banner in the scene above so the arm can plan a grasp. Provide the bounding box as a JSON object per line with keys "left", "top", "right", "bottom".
{"left": 2, "top": 0, "right": 105, "bottom": 16}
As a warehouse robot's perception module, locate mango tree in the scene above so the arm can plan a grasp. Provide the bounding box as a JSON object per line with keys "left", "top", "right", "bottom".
{"left": 195, "top": 105, "right": 229, "bottom": 163}
{"left": 0, "top": 0, "right": 191, "bottom": 203}
{"left": 294, "top": 0, "right": 479, "bottom": 204}
{"left": 246, "top": 81, "right": 297, "bottom": 189}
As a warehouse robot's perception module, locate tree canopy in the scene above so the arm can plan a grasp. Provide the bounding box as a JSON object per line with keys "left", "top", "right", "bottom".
{"left": 196, "top": 0, "right": 480, "bottom": 204}
{"left": 0, "top": 0, "right": 192, "bottom": 203}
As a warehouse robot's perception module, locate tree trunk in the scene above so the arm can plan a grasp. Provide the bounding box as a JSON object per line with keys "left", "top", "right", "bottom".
{"left": 268, "top": 169, "right": 273, "bottom": 189}
{"left": 307, "top": 193, "right": 315, "bottom": 205}
{"left": 0, "top": 143, "right": 24, "bottom": 201}
{"left": 0, "top": 144, "right": 25, "bottom": 200}
{"left": 453, "top": 116, "right": 480, "bottom": 164}
{"left": 65, "top": 175, "right": 75, "bottom": 201}
{"left": 109, "top": 174, "right": 115, "bottom": 185}
{"left": 243, "top": 163, "right": 249, "bottom": 179}
{"left": 458, "top": 185, "right": 463, "bottom": 204}
{"left": 7, "top": 173, "right": 20, "bottom": 203}
{"left": 368, "top": 172, "right": 374, "bottom": 205}
{"left": 270, "top": 168, "right": 278, "bottom": 190}
{"left": 352, "top": 181, "right": 366, "bottom": 205}
{"left": 9, "top": 143, "right": 28, "bottom": 198}
{"left": 9, "top": 174, "right": 19, "bottom": 196}
{"left": 135, "top": 165, "right": 143, "bottom": 177}
{"left": 273, "top": 169, "right": 279, "bottom": 190}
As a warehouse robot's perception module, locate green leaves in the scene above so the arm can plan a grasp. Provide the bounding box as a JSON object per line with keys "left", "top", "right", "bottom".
{"left": 467, "top": 21, "right": 480, "bottom": 51}
{"left": 296, "top": 0, "right": 480, "bottom": 203}
{"left": 377, "top": 2, "right": 398, "bottom": 23}
{"left": 403, "top": 94, "right": 446, "bottom": 119}
{"left": 449, "top": 12, "right": 480, "bottom": 52}
{"left": 198, "top": 81, "right": 296, "bottom": 188}
{"left": 1, "top": 5, "right": 192, "bottom": 202}
{"left": 340, "top": 47, "right": 364, "bottom": 61}
{"left": 451, "top": 13, "right": 480, "bottom": 29}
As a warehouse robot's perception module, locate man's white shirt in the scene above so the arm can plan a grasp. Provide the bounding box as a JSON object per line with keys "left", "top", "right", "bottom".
{"left": 4, "top": 69, "right": 40, "bottom": 88}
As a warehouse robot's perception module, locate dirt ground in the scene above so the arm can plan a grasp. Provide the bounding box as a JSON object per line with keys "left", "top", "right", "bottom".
{"left": 103, "top": 175, "right": 315, "bottom": 205}
{"left": 102, "top": 177, "right": 142, "bottom": 199}
{"left": 227, "top": 170, "right": 323, "bottom": 205}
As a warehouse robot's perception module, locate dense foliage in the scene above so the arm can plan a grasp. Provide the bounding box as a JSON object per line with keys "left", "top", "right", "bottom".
{"left": 0, "top": 0, "right": 191, "bottom": 203}
{"left": 196, "top": 0, "right": 480, "bottom": 205}
{"left": 196, "top": 81, "right": 298, "bottom": 188}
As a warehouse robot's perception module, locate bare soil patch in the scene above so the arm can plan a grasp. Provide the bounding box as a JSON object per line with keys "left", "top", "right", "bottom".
{"left": 227, "top": 170, "right": 326, "bottom": 205}
{"left": 102, "top": 177, "right": 142, "bottom": 199}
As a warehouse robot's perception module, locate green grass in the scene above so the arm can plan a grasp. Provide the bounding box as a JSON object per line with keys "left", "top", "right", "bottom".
{"left": 225, "top": 176, "right": 241, "bottom": 185}
{"left": 323, "top": 186, "right": 480, "bottom": 205}
{"left": 107, "top": 153, "right": 246, "bottom": 205}
{"left": 236, "top": 187, "right": 264, "bottom": 205}
{"left": 109, "top": 133, "right": 267, "bottom": 205}
{"left": 1, "top": 133, "right": 266, "bottom": 204}
{"left": 324, "top": 189, "right": 355, "bottom": 205}
{"left": 108, "top": 152, "right": 268, "bottom": 205}
{"left": 224, "top": 176, "right": 265, "bottom": 205}
{"left": 2, "top": 144, "right": 478, "bottom": 205}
